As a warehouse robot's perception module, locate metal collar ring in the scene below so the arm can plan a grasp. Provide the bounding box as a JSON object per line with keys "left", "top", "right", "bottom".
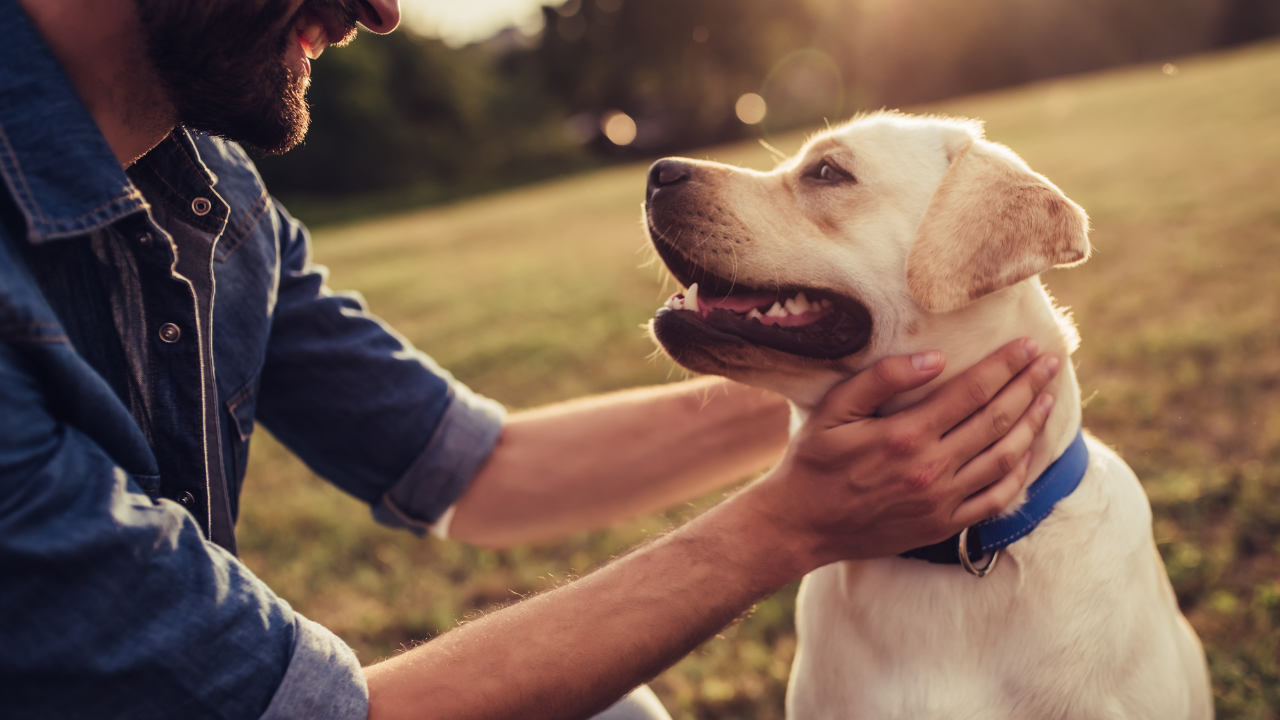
{"left": 957, "top": 526, "right": 1000, "bottom": 578}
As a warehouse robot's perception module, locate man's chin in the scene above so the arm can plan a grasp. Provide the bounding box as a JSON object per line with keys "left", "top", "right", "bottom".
{"left": 140, "top": 0, "right": 316, "bottom": 157}
{"left": 181, "top": 78, "right": 310, "bottom": 156}
{"left": 240, "top": 109, "right": 309, "bottom": 156}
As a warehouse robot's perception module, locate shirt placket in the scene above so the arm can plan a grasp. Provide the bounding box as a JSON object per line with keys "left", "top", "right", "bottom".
{"left": 131, "top": 176, "right": 237, "bottom": 553}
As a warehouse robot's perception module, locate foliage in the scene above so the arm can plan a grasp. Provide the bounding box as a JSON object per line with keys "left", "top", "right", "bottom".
{"left": 238, "top": 41, "right": 1280, "bottom": 719}
{"left": 524, "top": 0, "right": 820, "bottom": 151}
{"left": 255, "top": 0, "right": 1280, "bottom": 225}
{"left": 255, "top": 31, "right": 594, "bottom": 215}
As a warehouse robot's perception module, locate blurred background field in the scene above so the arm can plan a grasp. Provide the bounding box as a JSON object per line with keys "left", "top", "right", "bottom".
{"left": 238, "top": 23, "right": 1280, "bottom": 720}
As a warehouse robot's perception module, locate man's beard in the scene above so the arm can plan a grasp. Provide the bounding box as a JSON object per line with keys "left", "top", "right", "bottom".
{"left": 136, "top": 0, "right": 358, "bottom": 155}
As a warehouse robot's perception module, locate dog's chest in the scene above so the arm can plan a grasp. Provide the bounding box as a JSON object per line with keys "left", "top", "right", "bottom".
{"left": 785, "top": 443, "right": 1196, "bottom": 719}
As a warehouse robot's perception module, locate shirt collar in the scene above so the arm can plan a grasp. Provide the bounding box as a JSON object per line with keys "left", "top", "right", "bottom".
{"left": 0, "top": 0, "right": 147, "bottom": 243}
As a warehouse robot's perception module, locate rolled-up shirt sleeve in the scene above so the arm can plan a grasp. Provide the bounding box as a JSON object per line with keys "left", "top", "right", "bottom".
{"left": 256, "top": 201, "right": 504, "bottom": 532}
{"left": 0, "top": 344, "right": 367, "bottom": 720}
{"left": 260, "top": 616, "right": 367, "bottom": 720}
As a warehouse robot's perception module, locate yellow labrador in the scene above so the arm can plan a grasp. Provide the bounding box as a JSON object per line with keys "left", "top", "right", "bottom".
{"left": 643, "top": 112, "right": 1212, "bottom": 719}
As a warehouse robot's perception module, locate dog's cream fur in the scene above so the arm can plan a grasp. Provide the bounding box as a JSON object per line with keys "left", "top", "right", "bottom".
{"left": 644, "top": 113, "right": 1212, "bottom": 719}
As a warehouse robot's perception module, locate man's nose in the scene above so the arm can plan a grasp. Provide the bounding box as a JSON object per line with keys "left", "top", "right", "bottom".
{"left": 357, "top": 0, "right": 400, "bottom": 34}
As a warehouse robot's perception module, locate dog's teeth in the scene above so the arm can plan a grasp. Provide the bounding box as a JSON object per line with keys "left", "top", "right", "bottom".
{"left": 820, "top": 299, "right": 833, "bottom": 309}
{"left": 686, "top": 283, "right": 700, "bottom": 312}
{"left": 765, "top": 302, "right": 787, "bottom": 318}
{"left": 785, "top": 297, "right": 811, "bottom": 315}
{"left": 747, "top": 308, "right": 763, "bottom": 320}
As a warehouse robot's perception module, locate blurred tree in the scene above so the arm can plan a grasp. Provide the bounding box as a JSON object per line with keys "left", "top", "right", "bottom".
{"left": 1219, "top": 0, "right": 1280, "bottom": 46}
{"left": 254, "top": 0, "right": 1280, "bottom": 220}
{"left": 512, "top": 0, "right": 822, "bottom": 152}
{"left": 255, "top": 31, "right": 588, "bottom": 202}
{"left": 839, "top": 0, "right": 1226, "bottom": 107}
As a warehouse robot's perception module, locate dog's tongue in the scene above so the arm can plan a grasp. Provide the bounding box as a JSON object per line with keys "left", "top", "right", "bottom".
{"left": 698, "top": 292, "right": 779, "bottom": 313}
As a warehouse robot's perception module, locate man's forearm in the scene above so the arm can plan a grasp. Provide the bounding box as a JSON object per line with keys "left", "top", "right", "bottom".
{"left": 366, "top": 490, "right": 808, "bottom": 720}
{"left": 449, "top": 378, "right": 790, "bottom": 548}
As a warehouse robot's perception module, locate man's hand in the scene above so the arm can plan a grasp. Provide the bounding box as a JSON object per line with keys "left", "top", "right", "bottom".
{"left": 745, "top": 338, "right": 1060, "bottom": 568}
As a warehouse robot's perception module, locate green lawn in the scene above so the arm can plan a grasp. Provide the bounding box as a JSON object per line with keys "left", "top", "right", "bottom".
{"left": 238, "top": 41, "right": 1280, "bottom": 719}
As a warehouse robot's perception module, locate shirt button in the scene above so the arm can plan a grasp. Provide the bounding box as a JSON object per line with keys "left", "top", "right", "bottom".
{"left": 158, "top": 323, "right": 182, "bottom": 343}
{"left": 191, "top": 197, "right": 212, "bottom": 216}
{"left": 178, "top": 492, "right": 195, "bottom": 507}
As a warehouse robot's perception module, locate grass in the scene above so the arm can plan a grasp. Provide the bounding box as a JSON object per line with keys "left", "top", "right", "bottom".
{"left": 237, "top": 40, "right": 1280, "bottom": 719}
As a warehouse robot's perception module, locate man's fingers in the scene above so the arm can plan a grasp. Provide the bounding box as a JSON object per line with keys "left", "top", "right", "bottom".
{"left": 813, "top": 351, "right": 945, "bottom": 428}
{"left": 950, "top": 391, "right": 1055, "bottom": 497}
{"left": 950, "top": 451, "right": 1032, "bottom": 529}
{"left": 908, "top": 338, "right": 1039, "bottom": 434}
{"left": 942, "top": 353, "right": 1060, "bottom": 456}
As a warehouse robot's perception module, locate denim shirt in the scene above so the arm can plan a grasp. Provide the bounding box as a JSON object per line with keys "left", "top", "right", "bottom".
{"left": 0, "top": 4, "right": 504, "bottom": 718}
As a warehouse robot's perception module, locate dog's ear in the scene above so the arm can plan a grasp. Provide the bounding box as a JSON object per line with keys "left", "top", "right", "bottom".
{"left": 906, "top": 136, "right": 1090, "bottom": 313}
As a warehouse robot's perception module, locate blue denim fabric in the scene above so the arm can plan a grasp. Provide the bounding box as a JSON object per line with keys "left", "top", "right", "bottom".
{"left": 0, "top": 2, "right": 504, "bottom": 717}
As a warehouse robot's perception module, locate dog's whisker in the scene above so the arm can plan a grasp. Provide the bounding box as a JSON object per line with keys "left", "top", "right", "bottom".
{"left": 759, "top": 139, "right": 788, "bottom": 165}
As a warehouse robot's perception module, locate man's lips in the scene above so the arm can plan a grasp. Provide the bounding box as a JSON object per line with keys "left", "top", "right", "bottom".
{"left": 296, "top": 12, "right": 332, "bottom": 61}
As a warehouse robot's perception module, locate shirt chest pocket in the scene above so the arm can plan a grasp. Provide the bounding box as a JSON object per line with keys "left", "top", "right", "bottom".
{"left": 223, "top": 377, "right": 260, "bottom": 509}
{"left": 212, "top": 188, "right": 278, "bottom": 396}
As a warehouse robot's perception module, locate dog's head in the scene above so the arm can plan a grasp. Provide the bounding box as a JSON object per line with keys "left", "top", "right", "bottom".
{"left": 645, "top": 112, "right": 1089, "bottom": 406}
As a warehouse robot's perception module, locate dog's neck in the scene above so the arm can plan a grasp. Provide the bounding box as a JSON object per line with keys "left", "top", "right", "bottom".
{"left": 791, "top": 278, "right": 1082, "bottom": 510}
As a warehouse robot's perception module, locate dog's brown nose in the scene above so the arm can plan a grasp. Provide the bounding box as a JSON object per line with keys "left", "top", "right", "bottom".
{"left": 647, "top": 159, "right": 691, "bottom": 201}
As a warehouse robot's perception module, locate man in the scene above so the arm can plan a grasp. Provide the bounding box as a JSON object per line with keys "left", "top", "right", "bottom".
{"left": 0, "top": 0, "right": 1061, "bottom": 718}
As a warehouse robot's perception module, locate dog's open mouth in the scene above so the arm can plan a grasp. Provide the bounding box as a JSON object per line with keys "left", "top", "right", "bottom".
{"left": 651, "top": 237, "right": 872, "bottom": 359}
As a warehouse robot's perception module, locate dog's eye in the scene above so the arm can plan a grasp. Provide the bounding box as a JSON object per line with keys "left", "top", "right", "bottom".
{"left": 807, "top": 160, "right": 853, "bottom": 184}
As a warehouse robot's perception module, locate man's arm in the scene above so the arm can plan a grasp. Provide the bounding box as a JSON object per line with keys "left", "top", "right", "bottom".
{"left": 448, "top": 378, "right": 790, "bottom": 548}
{"left": 366, "top": 340, "right": 1061, "bottom": 720}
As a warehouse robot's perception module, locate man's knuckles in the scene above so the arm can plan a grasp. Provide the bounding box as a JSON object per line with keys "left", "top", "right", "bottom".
{"left": 995, "top": 447, "right": 1023, "bottom": 476}
{"left": 965, "top": 374, "right": 996, "bottom": 406}
{"left": 988, "top": 406, "right": 1014, "bottom": 437}
{"left": 901, "top": 457, "right": 948, "bottom": 493}
{"left": 882, "top": 424, "right": 925, "bottom": 458}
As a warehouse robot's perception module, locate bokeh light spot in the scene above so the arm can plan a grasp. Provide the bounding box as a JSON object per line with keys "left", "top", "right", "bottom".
{"left": 692, "top": 26, "right": 710, "bottom": 43}
{"left": 735, "top": 93, "right": 767, "bottom": 124}
{"left": 601, "top": 111, "right": 638, "bottom": 145}
{"left": 1163, "top": 63, "right": 1180, "bottom": 75}
{"left": 759, "top": 49, "right": 843, "bottom": 132}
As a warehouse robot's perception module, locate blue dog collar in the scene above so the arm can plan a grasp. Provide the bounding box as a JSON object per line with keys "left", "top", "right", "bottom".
{"left": 900, "top": 428, "right": 1089, "bottom": 567}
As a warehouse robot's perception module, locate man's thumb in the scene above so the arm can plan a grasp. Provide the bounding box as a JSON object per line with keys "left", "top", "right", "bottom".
{"left": 814, "top": 351, "right": 945, "bottom": 428}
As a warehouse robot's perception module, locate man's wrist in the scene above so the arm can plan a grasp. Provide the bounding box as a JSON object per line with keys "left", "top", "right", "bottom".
{"left": 686, "top": 483, "right": 823, "bottom": 595}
